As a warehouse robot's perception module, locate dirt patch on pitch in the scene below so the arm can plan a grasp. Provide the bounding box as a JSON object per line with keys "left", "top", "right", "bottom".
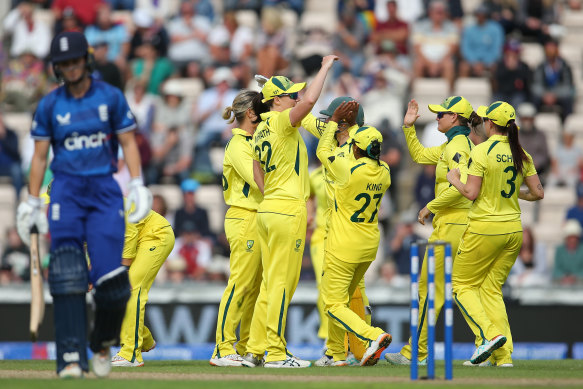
{"left": 1, "top": 370, "right": 583, "bottom": 386}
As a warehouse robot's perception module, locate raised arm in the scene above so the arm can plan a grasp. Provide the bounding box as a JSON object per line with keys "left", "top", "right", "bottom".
{"left": 402, "top": 99, "right": 444, "bottom": 164}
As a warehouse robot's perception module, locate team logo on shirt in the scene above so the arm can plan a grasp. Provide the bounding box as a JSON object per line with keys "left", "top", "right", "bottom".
{"left": 99, "top": 104, "right": 108, "bottom": 122}
{"left": 56, "top": 113, "right": 71, "bottom": 126}
{"left": 294, "top": 239, "right": 302, "bottom": 252}
{"left": 246, "top": 240, "right": 254, "bottom": 252}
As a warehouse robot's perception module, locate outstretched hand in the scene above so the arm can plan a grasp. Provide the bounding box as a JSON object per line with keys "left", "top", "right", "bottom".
{"left": 321, "top": 55, "right": 339, "bottom": 70}
{"left": 404, "top": 99, "right": 420, "bottom": 128}
{"left": 331, "top": 101, "right": 359, "bottom": 125}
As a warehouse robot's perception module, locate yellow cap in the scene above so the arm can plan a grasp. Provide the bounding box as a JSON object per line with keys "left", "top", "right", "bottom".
{"left": 476, "top": 101, "right": 518, "bottom": 128}
{"left": 350, "top": 125, "right": 383, "bottom": 159}
{"left": 261, "top": 76, "right": 306, "bottom": 103}
{"left": 428, "top": 96, "right": 474, "bottom": 119}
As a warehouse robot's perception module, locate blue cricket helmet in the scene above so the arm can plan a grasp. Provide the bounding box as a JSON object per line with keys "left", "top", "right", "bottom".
{"left": 50, "top": 31, "right": 89, "bottom": 64}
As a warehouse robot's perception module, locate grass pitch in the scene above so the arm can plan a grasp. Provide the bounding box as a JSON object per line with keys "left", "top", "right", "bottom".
{"left": 1, "top": 360, "right": 583, "bottom": 388}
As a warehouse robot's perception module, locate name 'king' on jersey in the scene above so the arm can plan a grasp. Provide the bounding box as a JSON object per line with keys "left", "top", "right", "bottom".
{"left": 31, "top": 77, "right": 136, "bottom": 176}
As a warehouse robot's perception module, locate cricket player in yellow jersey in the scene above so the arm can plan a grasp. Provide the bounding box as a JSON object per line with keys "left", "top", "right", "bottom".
{"left": 111, "top": 206, "right": 175, "bottom": 367}
{"left": 447, "top": 101, "right": 543, "bottom": 366}
{"left": 317, "top": 103, "right": 392, "bottom": 366}
{"left": 209, "top": 90, "right": 265, "bottom": 367}
{"left": 241, "top": 55, "right": 337, "bottom": 368}
{"left": 386, "top": 96, "right": 483, "bottom": 365}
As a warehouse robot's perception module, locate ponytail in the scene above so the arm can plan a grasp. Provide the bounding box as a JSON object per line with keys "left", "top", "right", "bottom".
{"left": 222, "top": 106, "right": 235, "bottom": 124}
{"left": 367, "top": 140, "right": 382, "bottom": 161}
{"left": 252, "top": 93, "right": 270, "bottom": 123}
{"left": 506, "top": 121, "right": 528, "bottom": 175}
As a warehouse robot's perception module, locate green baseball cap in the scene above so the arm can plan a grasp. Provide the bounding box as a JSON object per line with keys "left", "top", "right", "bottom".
{"left": 319, "top": 96, "right": 365, "bottom": 126}
{"left": 428, "top": 96, "right": 474, "bottom": 120}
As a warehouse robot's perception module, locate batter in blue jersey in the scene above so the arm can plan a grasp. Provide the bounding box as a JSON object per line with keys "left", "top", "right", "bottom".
{"left": 16, "top": 32, "right": 152, "bottom": 379}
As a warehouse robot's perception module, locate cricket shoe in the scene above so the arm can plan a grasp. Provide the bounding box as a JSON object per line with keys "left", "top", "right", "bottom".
{"left": 209, "top": 354, "right": 244, "bottom": 367}
{"left": 384, "top": 353, "right": 427, "bottom": 366}
{"left": 142, "top": 340, "right": 156, "bottom": 353}
{"left": 498, "top": 363, "right": 514, "bottom": 367}
{"left": 264, "top": 356, "right": 311, "bottom": 368}
{"left": 314, "top": 354, "right": 333, "bottom": 367}
{"left": 346, "top": 352, "right": 360, "bottom": 366}
{"left": 463, "top": 360, "right": 492, "bottom": 367}
{"left": 92, "top": 347, "right": 111, "bottom": 377}
{"left": 58, "top": 363, "right": 83, "bottom": 378}
{"left": 111, "top": 354, "right": 144, "bottom": 367}
{"left": 470, "top": 335, "right": 507, "bottom": 365}
{"left": 360, "top": 333, "right": 392, "bottom": 366}
{"left": 241, "top": 353, "right": 263, "bottom": 368}
{"left": 332, "top": 360, "right": 349, "bottom": 366}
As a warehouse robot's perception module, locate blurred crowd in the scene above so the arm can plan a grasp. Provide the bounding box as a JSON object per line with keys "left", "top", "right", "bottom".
{"left": 1, "top": 0, "right": 583, "bottom": 288}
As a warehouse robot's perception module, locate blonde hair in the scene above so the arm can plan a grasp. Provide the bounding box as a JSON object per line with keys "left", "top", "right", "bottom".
{"left": 222, "top": 90, "right": 260, "bottom": 124}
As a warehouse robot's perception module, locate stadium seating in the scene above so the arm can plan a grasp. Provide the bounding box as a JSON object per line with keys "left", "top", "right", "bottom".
{"left": 534, "top": 112, "right": 562, "bottom": 154}
{"left": 520, "top": 43, "right": 545, "bottom": 70}
{"left": 453, "top": 77, "right": 492, "bottom": 109}
{"left": 411, "top": 78, "right": 451, "bottom": 124}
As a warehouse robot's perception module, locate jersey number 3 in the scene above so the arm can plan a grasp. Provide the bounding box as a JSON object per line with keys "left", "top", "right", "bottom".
{"left": 351, "top": 193, "right": 382, "bottom": 223}
{"left": 501, "top": 166, "right": 517, "bottom": 198}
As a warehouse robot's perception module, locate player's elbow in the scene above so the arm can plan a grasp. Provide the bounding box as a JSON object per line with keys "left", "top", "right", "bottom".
{"left": 536, "top": 189, "right": 544, "bottom": 200}
{"left": 466, "top": 190, "right": 479, "bottom": 201}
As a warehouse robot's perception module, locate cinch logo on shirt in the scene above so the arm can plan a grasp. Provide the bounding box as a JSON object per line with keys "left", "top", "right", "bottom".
{"left": 64, "top": 131, "right": 108, "bottom": 151}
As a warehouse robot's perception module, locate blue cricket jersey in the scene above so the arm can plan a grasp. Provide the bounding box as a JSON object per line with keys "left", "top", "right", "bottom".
{"left": 31, "top": 77, "right": 136, "bottom": 176}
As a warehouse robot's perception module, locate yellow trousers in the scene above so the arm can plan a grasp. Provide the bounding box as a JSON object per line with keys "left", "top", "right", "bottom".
{"left": 453, "top": 221, "right": 521, "bottom": 365}
{"left": 246, "top": 201, "right": 307, "bottom": 362}
{"left": 401, "top": 209, "right": 467, "bottom": 362}
{"left": 118, "top": 225, "right": 174, "bottom": 364}
{"left": 213, "top": 206, "right": 263, "bottom": 357}
{"left": 322, "top": 253, "right": 385, "bottom": 362}
{"left": 310, "top": 226, "right": 327, "bottom": 339}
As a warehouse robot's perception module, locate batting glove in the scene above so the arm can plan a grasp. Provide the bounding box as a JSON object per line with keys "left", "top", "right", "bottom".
{"left": 126, "top": 177, "right": 152, "bottom": 223}
{"left": 16, "top": 195, "right": 48, "bottom": 246}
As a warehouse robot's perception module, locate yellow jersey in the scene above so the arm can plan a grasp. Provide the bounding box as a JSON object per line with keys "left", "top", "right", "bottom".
{"left": 223, "top": 128, "right": 263, "bottom": 211}
{"left": 122, "top": 210, "right": 173, "bottom": 259}
{"left": 467, "top": 134, "right": 537, "bottom": 224}
{"left": 403, "top": 125, "right": 473, "bottom": 214}
{"left": 317, "top": 123, "right": 391, "bottom": 263}
{"left": 253, "top": 110, "right": 322, "bottom": 204}
{"left": 309, "top": 165, "right": 328, "bottom": 230}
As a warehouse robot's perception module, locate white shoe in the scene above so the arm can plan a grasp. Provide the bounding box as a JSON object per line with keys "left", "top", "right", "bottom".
{"left": 385, "top": 352, "right": 427, "bottom": 366}
{"left": 498, "top": 363, "right": 514, "bottom": 367}
{"left": 314, "top": 354, "right": 333, "bottom": 367}
{"left": 142, "top": 340, "right": 156, "bottom": 353}
{"left": 92, "top": 348, "right": 111, "bottom": 378}
{"left": 241, "top": 353, "right": 263, "bottom": 368}
{"left": 360, "top": 333, "right": 392, "bottom": 366}
{"left": 332, "top": 360, "right": 348, "bottom": 366}
{"left": 264, "top": 356, "right": 311, "bottom": 368}
{"left": 111, "top": 354, "right": 144, "bottom": 367}
{"left": 463, "top": 360, "right": 493, "bottom": 367}
{"left": 470, "top": 335, "right": 507, "bottom": 365}
{"left": 346, "top": 352, "right": 360, "bottom": 366}
{"left": 209, "top": 354, "right": 244, "bottom": 367}
{"left": 59, "top": 363, "right": 83, "bottom": 378}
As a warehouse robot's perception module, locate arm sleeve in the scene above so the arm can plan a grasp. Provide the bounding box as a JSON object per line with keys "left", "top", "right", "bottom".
{"left": 402, "top": 125, "right": 444, "bottom": 164}
{"left": 122, "top": 216, "right": 139, "bottom": 259}
{"left": 112, "top": 88, "right": 137, "bottom": 134}
{"left": 524, "top": 151, "right": 538, "bottom": 177}
{"left": 229, "top": 137, "right": 259, "bottom": 191}
{"left": 277, "top": 108, "right": 296, "bottom": 137}
{"left": 301, "top": 113, "right": 326, "bottom": 139}
{"left": 31, "top": 98, "right": 52, "bottom": 141}
{"left": 316, "top": 121, "right": 349, "bottom": 186}
{"left": 426, "top": 142, "right": 470, "bottom": 213}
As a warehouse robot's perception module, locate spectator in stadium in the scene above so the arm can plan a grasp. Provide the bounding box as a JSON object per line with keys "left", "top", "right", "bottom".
{"left": 255, "top": 7, "right": 290, "bottom": 78}
{"left": 547, "top": 129, "right": 583, "bottom": 188}
{"left": 508, "top": 227, "right": 549, "bottom": 287}
{"left": 130, "top": 39, "right": 175, "bottom": 95}
{"left": 330, "top": 1, "right": 369, "bottom": 79}
{"left": 389, "top": 210, "right": 421, "bottom": 276}
{"left": 125, "top": 78, "right": 156, "bottom": 137}
{"left": 415, "top": 164, "right": 436, "bottom": 211}
{"left": 105, "top": 0, "right": 135, "bottom": 10}
{"left": 484, "top": 0, "right": 519, "bottom": 35}
{"left": 553, "top": 220, "right": 583, "bottom": 285}
{"left": 516, "top": 0, "right": 558, "bottom": 42}
{"left": 492, "top": 39, "right": 532, "bottom": 108}
{"left": 146, "top": 80, "right": 194, "bottom": 185}
{"left": 92, "top": 41, "right": 123, "bottom": 90}
{"left": 173, "top": 179, "right": 212, "bottom": 239}
{"left": 517, "top": 103, "right": 551, "bottom": 181}
{"left": 129, "top": 8, "right": 169, "bottom": 60}
{"left": 2, "top": 51, "right": 48, "bottom": 112}
{"left": 170, "top": 221, "right": 212, "bottom": 280}
{"left": 52, "top": 0, "right": 103, "bottom": 29}
{"left": 371, "top": 1, "right": 409, "bottom": 59}
{"left": 3, "top": 1, "right": 51, "bottom": 59}
{"left": 166, "top": 0, "right": 212, "bottom": 70}
{"left": 192, "top": 67, "right": 238, "bottom": 177}
{"left": 532, "top": 38, "right": 576, "bottom": 121}
{"left": 423, "top": 0, "right": 464, "bottom": 26}
{"left": 459, "top": 5, "right": 504, "bottom": 78}
{"left": 85, "top": 3, "right": 130, "bottom": 70}
{"left": 411, "top": 0, "right": 459, "bottom": 88}
{"left": 60, "top": 7, "right": 83, "bottom": 33}
{"left": 0, "top": 227, "right": 29, "bottom": 283}
{"left": 0, "top": 113, "right": 24, "bottom": 198}
{"left": 565, "top": 182, "right": 583, "bottom": 229}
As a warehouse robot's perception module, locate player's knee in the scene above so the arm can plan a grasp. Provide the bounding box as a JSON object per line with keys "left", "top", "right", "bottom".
{"left": 48, "top": 246, "right": 88, "bottom": 295}
{"left": 93, "top": 268, "right": 131, "bottom": 309}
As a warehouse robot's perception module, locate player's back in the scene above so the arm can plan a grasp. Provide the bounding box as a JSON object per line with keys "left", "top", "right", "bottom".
{"left": 328, "top": 159, "right": 391, "bottom": 263}
{"left": 468, "top": 134, "right": 535, "bottom": 223}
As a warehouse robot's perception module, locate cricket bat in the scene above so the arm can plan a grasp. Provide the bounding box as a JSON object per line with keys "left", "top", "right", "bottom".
{"left": 29, "top": 225, "right": 45, "bottom": 341}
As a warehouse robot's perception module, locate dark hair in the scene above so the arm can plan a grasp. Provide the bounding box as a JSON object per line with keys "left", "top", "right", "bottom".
{"left": 251, "top": 93, "right": 270, "bottom": 123}
{"left": 493, "top": 120, "right": 528, "bottom": 175}
{"left": 354, "top": 140, "right": 382, "bottom": 164}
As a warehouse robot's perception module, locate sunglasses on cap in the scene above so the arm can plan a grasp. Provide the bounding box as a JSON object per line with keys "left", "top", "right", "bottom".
{"left": 437, "top": 111, "right": 454, "bottom": 119}
{"left": 278, "top": 92, "right": 299, "bottom": 100}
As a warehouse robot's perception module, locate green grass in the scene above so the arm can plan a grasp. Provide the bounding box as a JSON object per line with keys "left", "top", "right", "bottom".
{"left": 1, "top": 360, "right": 583, "bottom": 388}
